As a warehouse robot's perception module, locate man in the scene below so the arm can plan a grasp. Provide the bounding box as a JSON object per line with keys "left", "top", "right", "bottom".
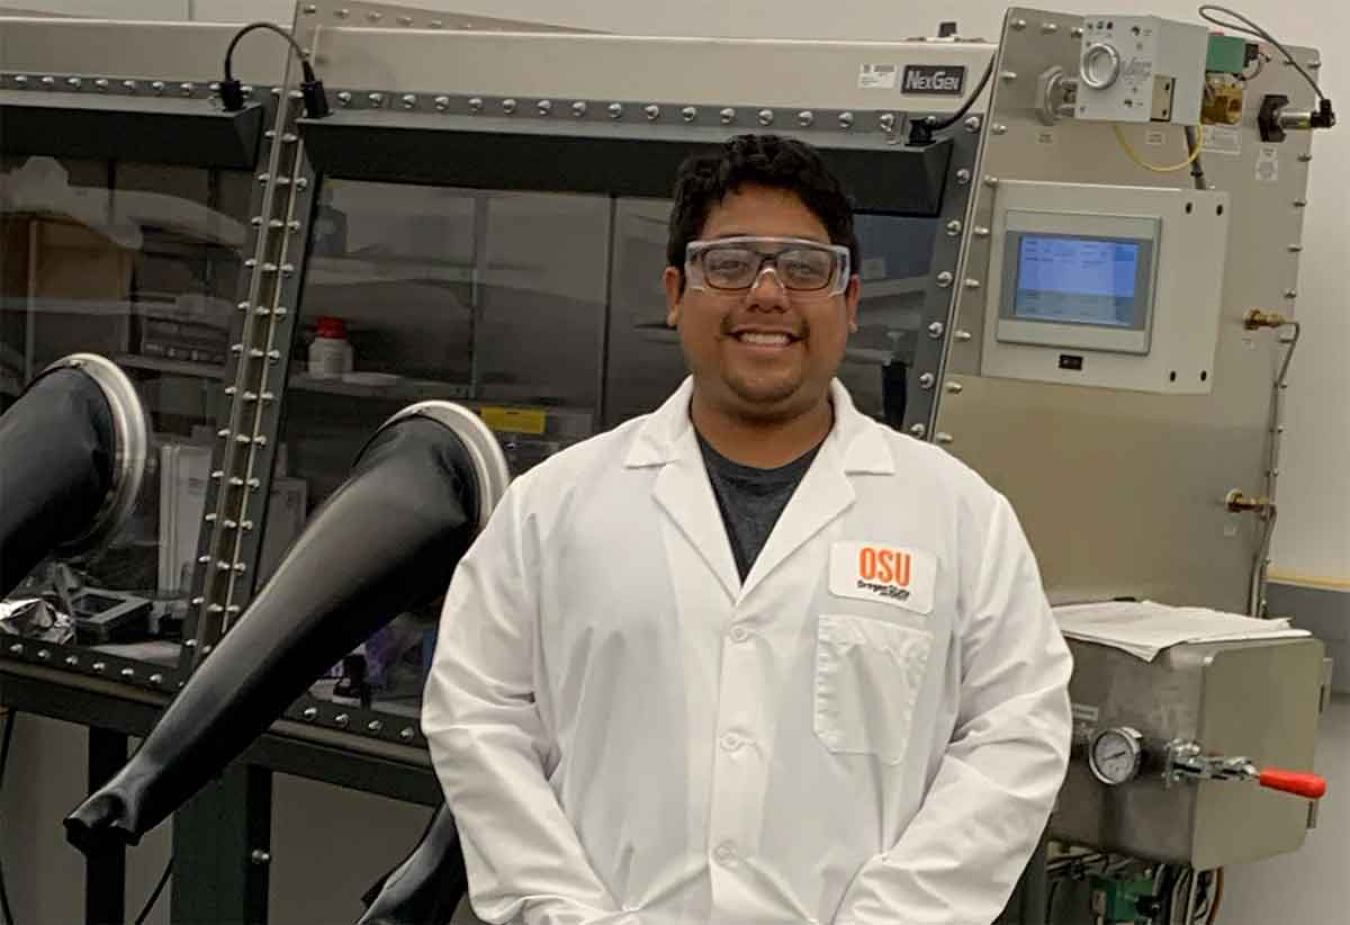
{"left": 422, "top": 134, "right": 1073, "bottom": 925}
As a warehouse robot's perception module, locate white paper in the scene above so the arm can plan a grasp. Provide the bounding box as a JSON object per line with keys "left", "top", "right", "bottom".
{"left": 1053, "top": 600, "right": 1309, "bottom": 662}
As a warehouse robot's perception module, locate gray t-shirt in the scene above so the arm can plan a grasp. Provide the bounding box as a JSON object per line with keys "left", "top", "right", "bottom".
{"left": 697, "top": 432, "right": 822, "bottom": 581}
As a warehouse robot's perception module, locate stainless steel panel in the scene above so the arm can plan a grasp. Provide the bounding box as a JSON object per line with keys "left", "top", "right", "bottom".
{"left": 1053, "top": 636, "right": 1325, "bottom": 866}
{"left": 302, "top": 26, "right": 995, "bottom": 113}
{"left": 0, "top": 18, "right": 286, "bottom": 86}
{"left": 936, "top": 7, "right": 1318, "bottom": 612}
{"left": 298, "top": 1, "right": 591, "bottom": 34}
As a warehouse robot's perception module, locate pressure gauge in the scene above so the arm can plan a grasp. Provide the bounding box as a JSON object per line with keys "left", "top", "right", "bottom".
{"left": 1088, "top": 726, "right": 1144, "bottom": 785}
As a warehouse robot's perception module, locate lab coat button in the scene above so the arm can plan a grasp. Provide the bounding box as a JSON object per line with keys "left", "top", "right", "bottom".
{"left": 729, "top": 625, "right": 752, "bottom": 643}
{"left": 719, "top": 732, "right": 744, "bottom": 752}
{"left": 713, "top": 843, "right": 737, "bottom": 865}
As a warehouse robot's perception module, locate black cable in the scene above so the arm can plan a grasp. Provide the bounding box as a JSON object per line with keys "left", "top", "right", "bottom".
{"left": 220, "top": 21, "right": 329, "bottom": 118}
{"left": 0, "top": 711, "right": 17, "bottom": 925}
{"left": 907, "top": 57, "right": 996, "bottom": 145}
{"left": 133, "top": 860, "right": 172, "bottom": 925}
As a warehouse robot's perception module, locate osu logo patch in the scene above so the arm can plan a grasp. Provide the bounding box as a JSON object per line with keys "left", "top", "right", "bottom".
{"left": 829, "top": 542, "right": 936, "bottom": 615}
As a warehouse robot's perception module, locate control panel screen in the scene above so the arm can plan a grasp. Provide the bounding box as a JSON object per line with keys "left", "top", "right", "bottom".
{"left": 1012, "top": 234, "right": 1146, "bottom": 329}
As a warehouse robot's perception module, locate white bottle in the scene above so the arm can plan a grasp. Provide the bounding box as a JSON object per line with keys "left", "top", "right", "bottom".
{"left": 308, "top": 316, "right": 354, "bottom": 379}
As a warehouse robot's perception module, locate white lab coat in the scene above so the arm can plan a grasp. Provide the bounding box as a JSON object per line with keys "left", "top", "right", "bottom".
{"left": 422, "top": 377, "right": 1073, "bottom": 925}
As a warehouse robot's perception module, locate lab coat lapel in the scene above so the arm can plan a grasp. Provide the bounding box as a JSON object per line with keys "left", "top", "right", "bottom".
{"left": 740, "top": 382, "right": 894, "bottom": 599}
{"left": 628, "top": 379, "right": 741, "bottom": 601}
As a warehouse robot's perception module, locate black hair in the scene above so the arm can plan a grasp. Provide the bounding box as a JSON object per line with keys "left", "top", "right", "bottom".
{"left": 666, "top": 134, "right": 859, "bottom": 280}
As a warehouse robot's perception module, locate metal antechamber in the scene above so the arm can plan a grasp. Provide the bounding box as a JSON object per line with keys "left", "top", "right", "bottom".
{"left": 0, "top": 1, "right": 1334, "bottom": 920}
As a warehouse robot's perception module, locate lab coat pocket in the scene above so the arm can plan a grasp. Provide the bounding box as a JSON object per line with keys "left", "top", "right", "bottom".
{"left": 814, "top": 613, "right": 932, "bottom": 765}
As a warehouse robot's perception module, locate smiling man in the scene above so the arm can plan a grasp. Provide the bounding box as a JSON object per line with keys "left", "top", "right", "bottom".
{"left": 423, "top": 134, "right": 1074, "bottom": 925}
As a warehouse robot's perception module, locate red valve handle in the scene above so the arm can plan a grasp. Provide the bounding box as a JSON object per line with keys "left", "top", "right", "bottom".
{"left": 1259, "top": 768, "right": 1327, "bottom": 800}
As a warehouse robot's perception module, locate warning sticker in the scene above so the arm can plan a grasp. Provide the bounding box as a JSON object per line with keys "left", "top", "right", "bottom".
{"left": 1202, "top": 125, "right": 1242, "bottom": 156}
{"left": 1145, "top": 130, "right": 1166, "bottom": 147}
{"left": 1036, "top": 130, "right": 1056, "bottom": 145}
{"left": 1072, "top": 703, "right": 1101, "bottom": 725}
{"left": 858, "top": 63, "right": 898, "bottom": 90}
{"left": 480, "top": 406, "right": 547, "bottom": 435}
{"left": 1255, "top": 145, "right": 1280, "bottom": 183}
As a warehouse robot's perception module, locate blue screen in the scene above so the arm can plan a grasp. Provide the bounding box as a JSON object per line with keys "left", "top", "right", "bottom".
{"left": 1013, "top": 235, "right": 1142, "bottom": 328}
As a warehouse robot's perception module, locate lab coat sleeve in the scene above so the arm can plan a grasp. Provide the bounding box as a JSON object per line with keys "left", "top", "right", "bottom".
{"left": 832, "top": 493, "right": 1074, "bottom": 925}
{"left": 421, "top": 483, "right": 625, "bottom": 925}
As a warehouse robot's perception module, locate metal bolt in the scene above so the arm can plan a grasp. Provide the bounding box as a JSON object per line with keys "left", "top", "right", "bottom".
{"left": 965, "top": 116, "right": 981, "bottom": 132}
{"left": 1284, "top": 289, "right": 1298, "bottom": 299}
{"left": 367, "top": 11, "right": 383, "bottom": 22}
{"left": 644, "top": 105, "right": 660, "bottom": 121}
{"left": 572, "top": 101, "right": 587, "bottom": 117}
{"left": 946, "top": 220, "right": 963, "bottom": 236}
{"left": 121, "top": 668, "right": 135, "bottom": 679}
{"left": 1072, "top": 26, "right": 1085, "bottom": 38}
{"left": 122, "top": 79, "right": 136, "bottom": 92}
{"left": 1309, "top": 59, "right": 1322, "bottom": 70}
{"left": 955, "top": 330, "right": 972, "bottom": 341}
{"left": 919, "top": 373, "right": 936, "bottom": 390}
{"left": 65, "top": 656, "right": 79, "bottom": 666}
{"left": 681, "top": 106, "right": 697, "bottom": 122}
{"left": 1293, "top": 199, "right": 1307, "bottom": 208}
{"left": 302, "top": 3, "right": 316, "bottom": 12}
{"left": 399, "top": 728, "right": 416, "bottom": 741}
{"left": 945, "top": 381, "right": 964, "bottom": 394}
{"left": 1289, "top": 244, "right": 1303, "bottom": 252}
{"left": 398, "top": 15, "right": 414, "bottom": 26}
{"left": 7, "top": 644, "right": 21, "bottom": 655}
{"left": 184, "top": 639, "right": 198, "bottom": 649}
{"left": 1298, "top": 153, "right": 1312, "bottom": 163}
{"left": 1011, "top": 18, "right": 1028, "bottom": 30}
{"left": 251, "top": 849, "right": 271, "bottom": 865}
{"left": 537, "top": 99, "right": 553, "bottom": 116}
{"left": 984, "top": 175, "right": 999, "bottom": 187}
{"left": 964, "top": 278, "right": 982, "bottom": 290}
{"left": 928, "top": 322, "right": 945, "bottom": 339}
{"left": 92, "top": 662, "right": 106, "bottom": 672}
{"left": 878, "top": 113, "right": 896, "bottom": 132}
{"left": 720, "top": 108, "right": 736, "bottom": 124}
{"left": 973, "top": 225, "right": 990, "bottom": 237}
{"left": 758, "top": 109, "right": 775, "bottom": 126}
{"left": 936, "top": 432, "right": 955, "bottom": 445}
{"left": 335, "top": 6, "right": 348, "bottom": 15}
{"left": 469, "top": 97, "right": 483, "bottom": 113}
{"left": 992, "top": 123, "right": 1008, "bottom": 135}
{"left": 839, "top": 112, "right": 854, "bottom": 129}
{"left": 368, "top": 92, "right": 384, "bottom": 107}
{"left": 937, "top": 271, "right": 954, "bottom": 288}
{"left": 502, "top": 98, "right": 517, "bottom": 114}
{"left": 1000, "top": 71, "right": 1018, "bottom": 82}
{"left": 400, "top": 93, "right": 417, "bottom": 109}
{"left": 798, "top": 110, "right": 815, "bottom": 127}
{"left": 910, "top": 423, "right": 928, "bottom": 438}
{"left": 37, "top": 649, "right": 50, "bottom": 661}
{"left": 13, "top": 76, "right": 27, "bottom": 86}
{"left": 180, "top": 82, "right": 194, "bottom": 96}
{"left": 609, "top": 103, "right": 624, "bottom": 119}
{"left": 66, "top": 77, "right": 82, "bottom": 89}
{"left": 149, "top": 673, "right": 164, "bottom": 685}
{"left": 41, "top": 76, "right": 55, "bottom": 88}
{"left": 338, "top": 91, "right": 353, "bottom": 107}
{"left": 334, "top": 713, "right": 350, "bottom": 727}
{"left": 151, "top": 80, "right": 165, "bottom": 94}
{"left": 302, "top": 707, "right": 318, "bottom": 720}
{"left": 367, "top": 720, "right": 384, "bottom": 732}
{"left": 1041, "top": 22, "right": 1058, "bottom": 33}
{"left": 956, "top": 168, "right": 972, "bottom": 184}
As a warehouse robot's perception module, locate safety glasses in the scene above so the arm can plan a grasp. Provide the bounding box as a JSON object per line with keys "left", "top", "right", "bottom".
{"left": 685, "top": 236, "right": 851, "bottom": 297}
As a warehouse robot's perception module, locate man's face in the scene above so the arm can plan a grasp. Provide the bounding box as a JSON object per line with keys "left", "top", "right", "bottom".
{"left": 663, "top": 184, "right": 860, "bottom": 424}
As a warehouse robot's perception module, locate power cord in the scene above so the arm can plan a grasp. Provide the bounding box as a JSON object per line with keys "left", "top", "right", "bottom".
{"left": 134, "top": 860, "right": 172, "bottom": 925}
{"left": 1112, "top": 124, "right": 1205, "bottom": 173}
{"left": 907, "top": 58, "right": 995, "bottom": 145}
{"left": 220, "top": 21, "right": 330, "bottom": 119}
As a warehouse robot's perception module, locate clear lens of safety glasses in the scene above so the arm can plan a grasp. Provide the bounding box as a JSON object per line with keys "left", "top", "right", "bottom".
{"left": 686, "top": 236, "right": 850, "bottom": 296}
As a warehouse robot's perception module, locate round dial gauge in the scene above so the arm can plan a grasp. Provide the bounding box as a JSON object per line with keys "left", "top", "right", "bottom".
{"left": 1088, "top": 726, "right": 1144, "bottom": 785}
